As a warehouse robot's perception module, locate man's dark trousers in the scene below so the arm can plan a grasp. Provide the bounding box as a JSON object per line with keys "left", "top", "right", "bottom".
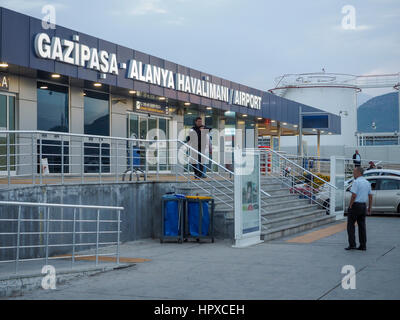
{"left": 347, "top": 202, "right": 367, "bottom": 248}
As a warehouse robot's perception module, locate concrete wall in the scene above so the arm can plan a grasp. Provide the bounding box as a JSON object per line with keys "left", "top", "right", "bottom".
{"left": 0, "top": 182, "right": 231, "bottom": 261}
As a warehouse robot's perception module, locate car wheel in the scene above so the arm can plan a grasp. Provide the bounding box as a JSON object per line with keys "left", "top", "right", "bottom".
{"left": 397, "top": 204, "right": 400, "bottom": 214}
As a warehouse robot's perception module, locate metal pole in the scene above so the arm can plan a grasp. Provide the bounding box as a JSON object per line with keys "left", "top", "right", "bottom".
{"left": 39, "top": 137, "right": 43, "bottom": 185}
{"left": 71, "top": 208, "right": 76, "bottom": 267}
{"left": 175, "top": 141, "right": 178, "bottom": 183}
{"left": 61, "top": 135, "right": 64, "bottom": 185}
{"left": 145, "top": 143, "right": 148, "bottom": 181}
{"left": 157, "top": 140, "right": 160, "bottom": 181}
{"left": 117, "top": 210, "right": 121, "bottom": 265}
{"left": 7, "top": 133, "right": 10, "bottom": 188}
{"left": 96, "top": 209, "right": 100, "bottom": 266}
{"left": 99, "top": 143, "right": 102, "bottom": 184}
{"left": 81, "top": 140, "right": 84, "bottom": 184}
{"left": 15, "top": 205, "right": 21, "bottom": 274}
{"left": 32, "top": 135, "right": 35, "bottom": 185}
{"left": 317, "top": 130, "right": 321, "bottom": 173}
{"left": 45, "top": 207, "right": 50, "bottom": 266}
{"left": 299, "top": 106, "right": 303, "bottom": 158}
{"left": 115, "top": 141, "right": 119, "bottom": 183}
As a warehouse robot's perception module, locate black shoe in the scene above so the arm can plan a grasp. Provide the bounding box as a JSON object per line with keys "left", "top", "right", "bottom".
{"left": 357, "top": 246, "right": 367, "bottom": 251}
{"left": 345, "top": 246, "right": 357, "bottom": 251}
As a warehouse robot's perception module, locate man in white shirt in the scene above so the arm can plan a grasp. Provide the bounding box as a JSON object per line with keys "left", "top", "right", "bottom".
{"left": 346, "top": 167, "right": 373, "bottom": 251}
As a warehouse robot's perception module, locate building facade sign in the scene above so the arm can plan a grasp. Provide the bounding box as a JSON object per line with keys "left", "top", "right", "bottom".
{"left": 135, "top": 101, "right": 169, "bottom": 116}
{"left": 34, "top": 33, "right": 262, "bottom": 110}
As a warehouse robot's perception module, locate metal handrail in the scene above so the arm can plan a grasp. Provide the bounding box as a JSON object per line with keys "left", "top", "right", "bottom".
{"left": 257, "top": 148, "right": 337, "bottom": 190}
{"left": 0, "top": 201, "right": 124, "bottom": 274}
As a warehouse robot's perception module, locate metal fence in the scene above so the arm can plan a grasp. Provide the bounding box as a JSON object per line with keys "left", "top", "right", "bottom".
{"left": 0, "top": 130, "right": 237, "bottom": 189}
{"left": 0, "top": 201, "right": 123, "bottom": 274}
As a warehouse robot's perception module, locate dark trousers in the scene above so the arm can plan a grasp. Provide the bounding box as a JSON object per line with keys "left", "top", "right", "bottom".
{"left": 347, "top": 202, "right": 367, "bottom": 248}
{"left": 194, "top": 164, "right": 204, "bottom": 178}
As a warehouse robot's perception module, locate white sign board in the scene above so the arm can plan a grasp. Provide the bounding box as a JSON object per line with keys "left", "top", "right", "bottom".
{"left": 233, "top": 150, "right": 263, "bottom": 248}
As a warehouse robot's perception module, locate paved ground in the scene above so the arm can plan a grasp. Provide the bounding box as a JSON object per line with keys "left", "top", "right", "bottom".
{"left": 4, "top": 216, "right": 400, "bottom": 300}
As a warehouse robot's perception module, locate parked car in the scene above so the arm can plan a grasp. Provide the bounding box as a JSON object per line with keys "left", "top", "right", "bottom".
{"left": 317, "top": 175, "right": 400, "bottom": 215}
{"left": 344, "top": 169, "right": 400, "bottom": 188}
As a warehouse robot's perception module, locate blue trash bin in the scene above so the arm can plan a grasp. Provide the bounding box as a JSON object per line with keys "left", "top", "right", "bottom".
{"left": 186, "top": 197, "right": 211, "bottom": 237}
{"left": 162, "top": 194, "right": 186, "bottom": 237}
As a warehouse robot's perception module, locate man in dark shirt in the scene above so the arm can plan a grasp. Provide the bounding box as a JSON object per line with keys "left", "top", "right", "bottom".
{"left": 352, "top": 150, "right": 361, "bottom": 168}
{"left": 186, "top": 117, "right": 211, "bottom": 179}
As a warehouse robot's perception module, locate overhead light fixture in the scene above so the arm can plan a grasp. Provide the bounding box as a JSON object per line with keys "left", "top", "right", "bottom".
{"left": 129, "top": 90, "right": 136, "bottom": 94}
{"left": 51, "top": 74, "right": 61, "bottom": 79}
{"left": 159, "top": 97, "right": 166, "bottom": 101}
{"left": 294, "top": 125, "right": 298, "bottom": 128}
{"left": 206, "top": 107, "right": 212, "bottom": 110}
{"left": 257, "top": 117, "right": 262, "bottom": 120}
{"left": 188, "top": 112, "right": 193, "bottom": 115}
{"left": 0, "top": 62, "right": 9, "bottom": 68}
{"left": 94, "top": 82, "right": 102, "bottom": 87}
{"left": 328, "top": 132, "right": 332, "bottom": 135}
{"left": 271, "top": 120, "right": 276, "bottom": 123}
{"left": 242, "top": 114, "right": 248, "bottom": 117}
{"left": 312, "top": 129, "right": 317, "bottom": 132}
{"left": 40, "top": 85, "right": 48, "bottom": 90}
{"left": 184, "top": 102, "right": 191, "bottom": 106}
{"left": 282, "top": 122, "right": 288, "bottom": 125}
{"left": 321, "top": 130, "right": 325, "bottom": 133}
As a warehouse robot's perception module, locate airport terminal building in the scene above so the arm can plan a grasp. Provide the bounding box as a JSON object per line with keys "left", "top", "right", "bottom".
{"left": 0, "top": 7, "right": 341, "bottom": 175}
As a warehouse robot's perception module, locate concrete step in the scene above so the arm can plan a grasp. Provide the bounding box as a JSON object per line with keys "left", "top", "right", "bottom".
{"left": 261, "top": 204, "right": 318, "bottom": 219}
{"left": 261, "top": 215, "right": 336, "bottom": 241}
{"left": 261, "top": 193, "right": 301, "bottom": 203}
{"left": 261, "top": 198, "right": 311, "bottom": 211}
{"left": 263, "top": 209, "right": 327, "bottom": 230}
{"left": 265, "top": 188, "right": 293, "bottom": 196}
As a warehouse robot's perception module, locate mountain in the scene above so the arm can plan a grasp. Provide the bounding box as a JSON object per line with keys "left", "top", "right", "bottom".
{"left": 357, "top": 93, "right": 373, "bottom": 107}
{"left": 357, "top": 92, "right": 399, "bottom": 133}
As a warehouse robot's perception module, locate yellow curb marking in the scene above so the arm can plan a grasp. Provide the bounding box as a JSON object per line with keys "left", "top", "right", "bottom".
{"left": 286, "top": 222, "right": 347, "bottom": 244}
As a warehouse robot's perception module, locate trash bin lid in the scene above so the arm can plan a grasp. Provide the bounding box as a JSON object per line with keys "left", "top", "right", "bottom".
{"left": 186, "top": 196, "right": 213, "bottom": 200}
{"left": 162, "top": 194, "right": 186, "bottom": 200}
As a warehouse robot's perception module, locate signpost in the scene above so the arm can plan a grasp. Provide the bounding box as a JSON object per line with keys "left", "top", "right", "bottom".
{"left": 233, "top": 149, "right": 263, "bottom": 248}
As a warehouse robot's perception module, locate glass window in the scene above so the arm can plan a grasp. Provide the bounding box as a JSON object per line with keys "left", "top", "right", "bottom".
{"left": 129, "top": 114, "right": 139, "bottom": 139}
{"left": 379, "top": 179, "right": 400, "bottom": 190}
{"left": 9, "top": 96, "right": 15, "bottom": 130}
{"left": 37, "top": 82, "right": 69, "bottom": 132}
{"left": 84, "top": 90, "right": 110, "bottom": 136}
{"left": 0, "top": 95, "right": 6, "bottom": 129}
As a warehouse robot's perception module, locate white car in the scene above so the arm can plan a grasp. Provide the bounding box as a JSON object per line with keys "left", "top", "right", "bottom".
{"left": 318, "top": 175, "right": 400, "bottom": 215}
{"left": 344, "top": 169, "right": 400, "bottom": 188}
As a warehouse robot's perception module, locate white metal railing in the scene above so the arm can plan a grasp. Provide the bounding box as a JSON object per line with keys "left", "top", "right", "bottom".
{"left": 0, "top": 130, "right": 237, "bottom": 189}
{"left": 255, "top": 148, "right": 337, "bottom": 213}
{"left": 0, "top": 201, "right": 123, "bottom": 274}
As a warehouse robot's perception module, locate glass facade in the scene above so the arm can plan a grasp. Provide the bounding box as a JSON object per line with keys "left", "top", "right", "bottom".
{"left": 0, "top": 94, "right": 16, "bottom": 172}
{"left": 37, "top": 82, "right": 69, "bottom": 132}
{"left": 84, "top": 90, "right": 110, "bottom": 173}
{"left": 84, "top": 90, "right": 110, "bottom": 136}
{"left": 128, "top": 113, "right": 170, "bottom": 171}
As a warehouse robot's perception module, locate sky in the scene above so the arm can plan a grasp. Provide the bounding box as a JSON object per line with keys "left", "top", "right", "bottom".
{"left": 0, "top": 0, "right": 399, "bottom": 95}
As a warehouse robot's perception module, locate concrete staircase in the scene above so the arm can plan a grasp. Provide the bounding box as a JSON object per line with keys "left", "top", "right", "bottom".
{"left": 260, "top": 176, "right": 336, "bottom": 241}
{"left": 177, "top": 175, "right": 336, "bottom": 241}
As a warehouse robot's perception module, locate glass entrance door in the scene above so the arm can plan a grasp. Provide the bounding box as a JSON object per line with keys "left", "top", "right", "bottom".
{"left": 128, "top": 113, "right": 170, "bottom": 172}
{"left": 0, "top": 94, "right": 16, "bottom": 174}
